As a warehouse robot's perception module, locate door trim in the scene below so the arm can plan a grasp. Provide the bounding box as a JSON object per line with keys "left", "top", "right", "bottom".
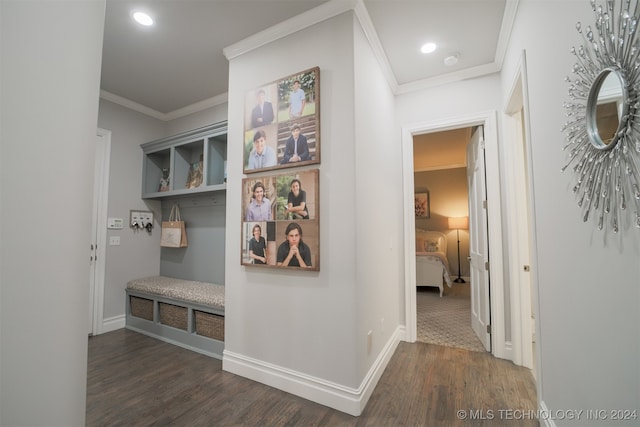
{"left": 91, "top": 128, "right": 111, "bottom": 336}
{"left": 401, "top": 110, "right": 507, "bottom": 359}
{"left": 503, "top": 51, "right": 542, "bottom": 376}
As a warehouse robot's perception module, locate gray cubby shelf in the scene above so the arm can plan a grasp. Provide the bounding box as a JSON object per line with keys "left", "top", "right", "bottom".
{"left": 141, "top": 121, "right": 227, "bottom": 199}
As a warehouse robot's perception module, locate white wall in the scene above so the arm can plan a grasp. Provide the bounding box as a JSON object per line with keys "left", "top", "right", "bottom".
{"left": 224, "top": 12, "right": 360, "bottom": 388}
{"left": 501, "top": 1, "right": 640, "bottom": 422}
{"left": 353, "top": 18, "right": 403, "bottom": 381}
{"left": 97, "top": 100, "right": 166, "bottom": 321}
{"left": 222, "top": 10, "right": 405, "bottom": 414}
{"left": 0, "top": 1, "right": 105, "bottom": 425}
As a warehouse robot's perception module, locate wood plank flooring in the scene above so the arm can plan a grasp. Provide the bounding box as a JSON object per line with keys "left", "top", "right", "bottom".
{"left": 87, "top": 329, "right": 538, "bottom": 426}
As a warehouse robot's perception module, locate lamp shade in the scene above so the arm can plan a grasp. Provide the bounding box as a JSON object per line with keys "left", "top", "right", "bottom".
{"left": 448, "top": 216, "right": 469, "bottom": 230}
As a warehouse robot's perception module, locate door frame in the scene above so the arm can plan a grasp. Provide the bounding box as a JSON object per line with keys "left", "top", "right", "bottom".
{"left": 401, "top": 110, "right": 508, "bottom": 359}
{"left": 466, "top": 126, "right": 492, "bottom": 351}
{"left": 503, "top": 51, "right": 541, "bottom": 374}
{"left": 90, "top": 128, "right": 111, "bottom": 336}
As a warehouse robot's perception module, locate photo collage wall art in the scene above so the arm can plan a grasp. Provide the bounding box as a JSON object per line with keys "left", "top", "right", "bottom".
{"left": 241, "top": 67, "right": 320, "bottom": 271}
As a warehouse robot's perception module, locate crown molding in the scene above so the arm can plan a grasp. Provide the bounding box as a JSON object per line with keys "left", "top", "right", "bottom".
{"left": 396, "top": 62, "right": 501, "bottom": 95}
{"left": 100, "top": 90, "right": 166, "bottom": 121}
{"left": 494, "top": 0, "right": 520, "bottom": 69}
{"left": 222, "top": 0, "right": 399, "bottom": 93}
{"left": 163, "top": 93, "right": 229, "bottom": 121}
{"left": 100, "top": 90, "right": 228, "bottom": 122}
{"left": 223, "top": 0, "right": 358, "bottom": 61}
{"left": 352, "top": 0, "right": 399, "bottom": 93}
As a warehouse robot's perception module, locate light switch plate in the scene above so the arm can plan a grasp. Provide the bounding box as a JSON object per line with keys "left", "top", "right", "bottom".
{"left": 109, "top": 236, "right": 120, "bottom": 246}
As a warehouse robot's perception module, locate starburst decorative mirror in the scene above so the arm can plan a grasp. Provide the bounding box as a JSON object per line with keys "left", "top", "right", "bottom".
{"left": 563, "top": 0, "right": 640, "bottom": 232}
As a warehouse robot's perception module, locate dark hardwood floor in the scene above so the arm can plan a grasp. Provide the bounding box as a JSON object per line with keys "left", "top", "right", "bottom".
{"left": 87, "top": 329, "right": 538, "bottom": 426}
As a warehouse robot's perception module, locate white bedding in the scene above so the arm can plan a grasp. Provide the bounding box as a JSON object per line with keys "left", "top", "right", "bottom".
{"left": 415, "top": 230, "right": 452, "bottom": 297}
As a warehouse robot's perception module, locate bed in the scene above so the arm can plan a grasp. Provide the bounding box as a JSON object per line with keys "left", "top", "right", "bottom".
{"left": 415, "top": 230, "right": 452, "bottom": 297}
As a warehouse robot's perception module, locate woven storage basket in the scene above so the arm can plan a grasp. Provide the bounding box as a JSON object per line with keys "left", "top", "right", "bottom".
{"left": 130, "top": 296, "right": 153, "bottom": 321}
{"left": 194, "top": 311, "right": 224, "bottom": 341}
{"left": 159, "top": 302, "right": 188, "bottom": 330}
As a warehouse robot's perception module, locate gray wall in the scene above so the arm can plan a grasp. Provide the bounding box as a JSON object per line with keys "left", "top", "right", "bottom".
{"left": 166, "top": 103, "right": 228, "bottom": 136}
{"left": 160, "top": 198, "right": 226, "bottom": 284}
{"left": 96, "top": 100, "right": 230, "bottom": 322}
{"left": 0, "top": 1, "right": 105, "bottom": 425}
{"left": 160, "top": 103, "right": 229, "bottom": 286}
{"left": 97, "top": 99, "right": 166, "bottom": 320}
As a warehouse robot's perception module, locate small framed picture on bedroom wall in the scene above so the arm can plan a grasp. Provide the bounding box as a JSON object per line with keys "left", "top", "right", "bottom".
{"left": 415, "top": 191, "right": 430, "bottom": 218}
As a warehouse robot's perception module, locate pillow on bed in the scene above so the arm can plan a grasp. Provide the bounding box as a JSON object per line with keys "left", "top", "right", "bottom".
{"left": 416, "top": 237, "right": 426, "bottom": 253}
{"left": 424, "top": 239, "right": 440, "bottom": 252}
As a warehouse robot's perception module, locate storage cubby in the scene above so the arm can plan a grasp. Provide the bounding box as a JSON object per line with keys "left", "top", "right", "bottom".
{"left": 143, "top": 148, "right": 171, "bottom": 195}
{"left": 141, "top": 121, "right": 227, "bottom": 199}
{"left": 207, "top": 135, "right": 227, "bottom": 186}
{"left": 174, "top": 139, "right": 204, "bottom": 190}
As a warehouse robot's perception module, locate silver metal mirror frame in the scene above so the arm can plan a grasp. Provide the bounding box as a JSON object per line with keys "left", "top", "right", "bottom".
{"left": 562, "top": 0, "right": 640, "bottom": 232}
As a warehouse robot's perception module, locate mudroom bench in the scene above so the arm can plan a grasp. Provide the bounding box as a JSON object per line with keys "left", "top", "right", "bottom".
{"left": 125, "top": 276, "right": 225, "bottom": 359}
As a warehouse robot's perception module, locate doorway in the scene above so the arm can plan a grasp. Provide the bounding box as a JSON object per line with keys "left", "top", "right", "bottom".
{"left": 402, "top": 111, "right": 509, "bottom": 360}
{"left": 89, "top": 128, "right": 111, "bottom": 336}
{"left": 412, "top": 126, "right": 489, "bottom": 352}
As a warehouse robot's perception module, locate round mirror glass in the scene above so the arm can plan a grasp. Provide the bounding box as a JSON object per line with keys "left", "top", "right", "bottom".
{"left": 586, "top": 68, "right": 628, "bottom": 150}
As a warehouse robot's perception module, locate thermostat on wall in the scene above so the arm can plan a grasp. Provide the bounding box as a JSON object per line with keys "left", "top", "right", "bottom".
{"left": 107, "top": 217, "right": 124, "bottom": 229}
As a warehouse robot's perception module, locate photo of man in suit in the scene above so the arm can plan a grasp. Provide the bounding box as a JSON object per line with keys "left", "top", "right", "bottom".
{"left": 280, "top": 124, "right": 310, "bottom": 164}
{"left": 250, "top": 89, "right": 274, "bottom": 129}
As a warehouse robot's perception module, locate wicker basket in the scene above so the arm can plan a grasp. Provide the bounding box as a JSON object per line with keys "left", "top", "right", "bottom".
{"left": 194, "top": 310, "right": 224, "bottom": 341}
{"left": 158, "top": 302, "right": 188, "bottom": 330}
{"left": 130, "top": 296, "right": 153, "bottom": 321}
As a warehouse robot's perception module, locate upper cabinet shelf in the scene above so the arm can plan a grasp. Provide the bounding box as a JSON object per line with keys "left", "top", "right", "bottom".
{"left": 141, "top": 121, "right": 227, "bottom": 199}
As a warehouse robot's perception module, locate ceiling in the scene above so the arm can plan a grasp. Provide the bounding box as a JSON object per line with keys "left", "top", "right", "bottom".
{"left": 101, "top": 0, "right": 512, "bottom": 118}
{"left": 413, "top": 128, "right": 471, "bottom": 171}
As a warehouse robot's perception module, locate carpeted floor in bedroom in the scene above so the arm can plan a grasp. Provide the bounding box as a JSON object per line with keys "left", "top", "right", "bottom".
{"left": 416, "top": 282, "right": 486, "bottom": 352}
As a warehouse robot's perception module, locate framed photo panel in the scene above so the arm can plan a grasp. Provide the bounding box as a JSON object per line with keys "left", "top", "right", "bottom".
{"left": 243, "top": 67, "right": 320, "bottom": 174}
{"left": 241, "top": 169, "right": 319, "bottom": 271}
{"left": 415, "top": 192, "right": 430, "bottom": 218}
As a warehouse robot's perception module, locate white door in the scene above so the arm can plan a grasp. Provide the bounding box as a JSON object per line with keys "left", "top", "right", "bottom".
{"left": 89, "top": 129, "right": 111, "bottom": 335}
{"left": 467, "top": 126, "right": 491, "bottom": 351}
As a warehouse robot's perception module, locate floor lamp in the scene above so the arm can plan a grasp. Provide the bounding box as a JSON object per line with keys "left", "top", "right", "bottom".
{"left": 448, "top": 216, "right": 469, "bottom": 283}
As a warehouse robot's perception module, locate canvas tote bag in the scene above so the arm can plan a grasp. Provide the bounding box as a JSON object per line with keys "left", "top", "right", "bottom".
{"left": 160, "top": 204, "right": 188, "bottom": 248}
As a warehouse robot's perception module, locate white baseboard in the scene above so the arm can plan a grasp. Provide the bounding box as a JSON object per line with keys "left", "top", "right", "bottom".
{"left": 397, "top": 325, "right": 407, "bottom": 342}
{"left": 222, "top": 326, "right": 403, "bottom": 416}
{"left": 100, "top": 314, "right": 125, "bottom": 334}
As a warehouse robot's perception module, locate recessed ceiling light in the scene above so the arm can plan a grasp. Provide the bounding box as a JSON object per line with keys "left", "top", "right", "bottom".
{"left": 133, "top": 11, "right": 153, "bottom": 26}
{"left": 420, "top": 43, "right": 437, "bottom": 54}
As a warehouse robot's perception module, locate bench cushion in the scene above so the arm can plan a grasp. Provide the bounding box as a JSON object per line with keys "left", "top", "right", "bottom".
{"left": 127, "top": 276, "right": 224, "bottom": 310}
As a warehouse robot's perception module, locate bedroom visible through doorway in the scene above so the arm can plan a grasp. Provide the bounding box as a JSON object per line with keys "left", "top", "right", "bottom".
{"left": 412, "top": 127, "right": 486, "bottom": 352}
